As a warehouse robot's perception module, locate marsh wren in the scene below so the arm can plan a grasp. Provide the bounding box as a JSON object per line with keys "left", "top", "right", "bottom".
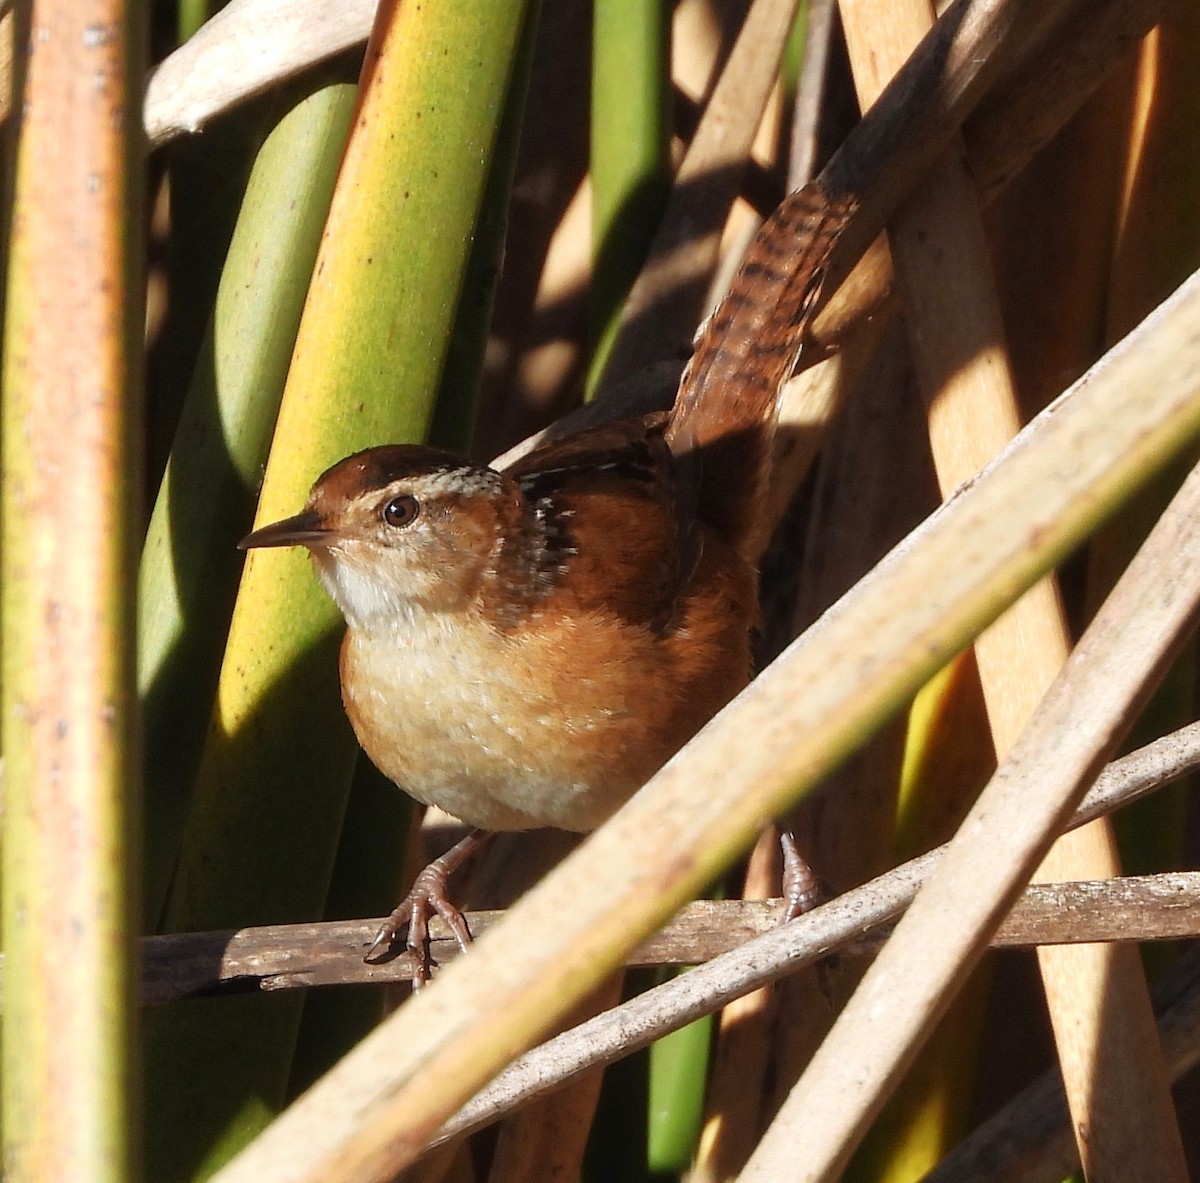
{"left": 240, "top": 184, "right": 849, "bottom": 979}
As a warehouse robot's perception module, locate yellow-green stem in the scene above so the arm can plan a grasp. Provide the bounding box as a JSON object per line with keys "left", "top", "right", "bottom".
{"left": 144, "top": 5, "right": 534, "bottom": 1177}
{"left": 588, "top": 0, "right": 670, "bottom": 393}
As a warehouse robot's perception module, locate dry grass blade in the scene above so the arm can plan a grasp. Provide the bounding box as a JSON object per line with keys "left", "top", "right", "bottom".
{"left": 925, "top": 944, "right": 1200, "bottom": 1183}
{"left": 144, "top": 0, "right": 374, "bottom": 145}
{"left": 0, "top": 9, "right": 11, "bottom": 124}
{"left": 811, "top": 0, "right": 1174, "bottom": 347}
{"left": 738, "top": 323, "right": 1200, "bottom": 1182}
{"left": 427, "top": 724, "right": 1200, "bottom": 1149}
{"left": 71, "top": 718, "right": 1192, "bottom": 1005}
{"left": 839, "top": 0, "right": 1183, "bottom": 1175}
{"left": 766, "top": 0, "right": 1172, "bottom": 537}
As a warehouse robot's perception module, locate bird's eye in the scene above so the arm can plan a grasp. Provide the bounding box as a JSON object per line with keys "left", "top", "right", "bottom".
{"left": 382, "top": 494, "right": 419, "bottom": 528}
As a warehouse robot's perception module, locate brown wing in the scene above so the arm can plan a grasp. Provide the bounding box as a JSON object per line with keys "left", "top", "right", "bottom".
{"left": 504, "top": 415, "right": 695, "bottom": 631}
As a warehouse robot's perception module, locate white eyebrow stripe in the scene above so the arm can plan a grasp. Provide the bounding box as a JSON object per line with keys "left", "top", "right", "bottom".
{"left": 378, "top": 466, "right": 503, "bottom": 501}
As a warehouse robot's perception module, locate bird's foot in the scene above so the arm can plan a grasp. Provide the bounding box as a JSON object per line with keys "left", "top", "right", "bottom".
{"left": 365, "top": 829, "right": 487, "bottom": 988}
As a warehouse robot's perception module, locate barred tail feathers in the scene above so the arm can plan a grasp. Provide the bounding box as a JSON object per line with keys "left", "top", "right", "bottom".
{"left": 665, "top": 182, "right": 856, "bottom": 558}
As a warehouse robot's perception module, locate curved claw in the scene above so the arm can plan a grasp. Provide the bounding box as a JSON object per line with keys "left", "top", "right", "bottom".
{"left": 365, "top": 829, "right": 487, "bottom": 988}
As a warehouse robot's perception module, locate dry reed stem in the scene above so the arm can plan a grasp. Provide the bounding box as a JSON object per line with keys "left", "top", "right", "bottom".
{"left": 926, "top": 944, "right": 1200, "bottom": 1183}
{"left": 837, "top": 1, "right": 1184, "bottom": 1178}
{"left": 0, "top": 0, "right": 142, "bottom": 1177}
{"left": 737, "top": 328, "right": 1200, "bottom": 1180}
{"left": 485, "top": 976, "right": 623, "bottom": 1183}
{"left": 426, "top": 722, "right": 1200, "bottom": 1151}
{"left": 129, "top": 869, "right": 1200, "bottom": 1004}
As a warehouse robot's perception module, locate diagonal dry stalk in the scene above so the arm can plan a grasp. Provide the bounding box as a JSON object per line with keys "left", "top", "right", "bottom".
{"left": 837, "top": 0, "right": 1185, "bottom": 1177}
{"left": 117, "top": 710, "right": 1200, "bottom": 1000}
{"left": 144, "top": 0, "right": 375, "bottom": 144}
{"left": 433, "top": 878, "right": 1200, "bottom": 1149}
{"left": 738, "top": 314, "right": 1200, "bottom": 1180}
{"left": 926, "top": 944, "right": 1200, "bottom": 1182}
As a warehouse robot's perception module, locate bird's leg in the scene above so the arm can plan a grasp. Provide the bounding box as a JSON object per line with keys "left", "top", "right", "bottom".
{"left": 366, "top": 829, "right": 489, "bottom": 987}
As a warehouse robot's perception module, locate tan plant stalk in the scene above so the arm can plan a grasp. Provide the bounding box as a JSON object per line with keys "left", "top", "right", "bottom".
{"left": 0, "top": 0, "right": 144, "bottom": 1179}
{"left": 835, "top": 0, "right": 1185, "bottom": 1176}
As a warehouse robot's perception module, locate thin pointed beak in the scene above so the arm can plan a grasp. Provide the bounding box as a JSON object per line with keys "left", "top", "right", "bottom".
{"left": 238, "top": 509, "right": 333, "bottom": 551}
